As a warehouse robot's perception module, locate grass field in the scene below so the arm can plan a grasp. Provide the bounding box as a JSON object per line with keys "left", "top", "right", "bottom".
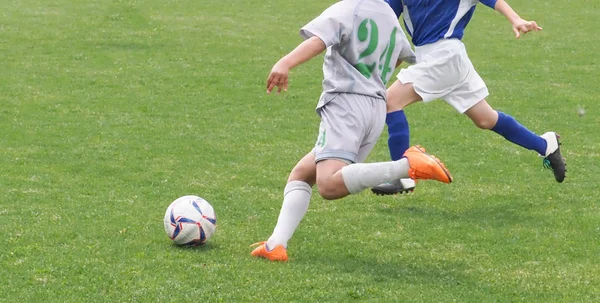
{"left": 1, "top": 0, "right": 599, "bottom": 301}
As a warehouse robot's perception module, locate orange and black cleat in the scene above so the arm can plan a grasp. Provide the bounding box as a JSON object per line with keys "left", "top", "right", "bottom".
{"left": 403, "top": 145, "right": 452, "bottom": 183}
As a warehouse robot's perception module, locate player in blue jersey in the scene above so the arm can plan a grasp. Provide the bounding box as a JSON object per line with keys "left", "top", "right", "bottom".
{"left": 371, "top": 0, "right": 567, "bottom": 195}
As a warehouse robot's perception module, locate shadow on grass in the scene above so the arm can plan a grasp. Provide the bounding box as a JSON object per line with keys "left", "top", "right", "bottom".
{"left": 168, "top": 241, "right": 219, "bottom": 252}
{"left": 379, "top": 200, "right": 548, "bottom": 229}
{"left": 297, "top": 250, "right": 482, "bottom": 296}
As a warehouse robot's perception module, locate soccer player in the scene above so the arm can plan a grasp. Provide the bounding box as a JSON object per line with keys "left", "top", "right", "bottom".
{"left": 250, "top": 0, "right": 453, "bottom": 262}
{"left": 371, "top": 0, "right": 567, "bottom": 195}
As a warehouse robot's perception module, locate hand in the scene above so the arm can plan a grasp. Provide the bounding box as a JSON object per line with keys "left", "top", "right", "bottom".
{"left": 266, "top": 59, "right": 290, "bottom": 94}
{"left": 512, "top": 18, "right": 542, "bottom": 39}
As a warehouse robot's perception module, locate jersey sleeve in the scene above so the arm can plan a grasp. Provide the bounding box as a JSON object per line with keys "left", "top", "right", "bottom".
{"left": 396, "top": 28, "right": 416, "bottom": 64}
{"left": 299, "top": 1, "right": 354, "bottom": 47}
{"left": 385, "top": 0, "right": 404, "bottom": 18}
{"left": 479, "top": 0, "right": 498, "bottom": 9}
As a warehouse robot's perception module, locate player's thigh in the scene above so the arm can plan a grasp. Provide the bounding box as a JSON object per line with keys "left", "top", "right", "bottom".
{"left": 357, "top": 99, "right": 387, "bottom": 163}
{"left": 397, "top": 56, "right": 459, "bottom": 103}
{"left": 463, "top": 99, "right": 498, "bottom": 129}
{"left": 315, "top": 158, "right": 350, "bottom": 200}
{"left": 315, "top": 158, "right": 347, "bottom": 185}
{"left": 314, "top": 94, "right": 387, "bottom": 163}
{"left": 313, "top": 96, "right": 364, "bottom": 164}
{"left": 443, "top": 60, "right": 490, "bottom": 116}
{"left": 386, "top": 80, "right": 422, "bottom": 112}
{"left": 399, "top": 40, "right": 471, "bottom": 106}
{"left": 288, "top": 152, "right": 317, "bottom": 185}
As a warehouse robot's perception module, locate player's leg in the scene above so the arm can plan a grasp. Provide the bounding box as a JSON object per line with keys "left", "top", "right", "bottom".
{"left": 254, "top": 148, "right": 454, "bottom": 262}
{"left": 253, "top": 158, "right": 451, "bottom": 263}
{"left": 372, "top": 80, "right": 422, "bottom": 195}
{"left": 385, "top": 80, "right": 423, "bottom": 161}
{"left": 380, "top": 81, "right": 418, "bottom": 196}
{"left": 340, "top": 146, "right": 453, "bottom": 195}
{"left": 464, "top": 99, "right": 566, "bottom": 182}
{"left": 373, "top": 48, "right": 457, "bottom": 195}
{"left": 315, "top": 158, "right": 350, "bottom": 199}
{"left": 444, "top": 41, "right": 566, "bottom": 182}
{"left": 316, "top": 95, "right": 452, "bottom": 199}
{"left": 251, "top": 152, "right": 316, "bottom": 262}
{"left": 313, "top": 95, "right": 416, "bottom": 200}
{"left": 316, "top": 157, "right": 410, "bottom": 199}
{"left": 464, "top": 99, "right": 545, "bottom": 150}
{"left": 314, "top": 149, "right": 453, "bottom": 199}
{"left": 362, "top": 97, "right": 414, "bottom": 197}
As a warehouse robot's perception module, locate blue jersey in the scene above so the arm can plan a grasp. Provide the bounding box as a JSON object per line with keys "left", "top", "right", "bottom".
{"left": 385, "top": 0, "right": 497, "bottom": 47}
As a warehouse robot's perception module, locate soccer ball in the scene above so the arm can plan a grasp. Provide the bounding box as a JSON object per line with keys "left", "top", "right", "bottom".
{"left": 163, "top": 195, "right": 217, "bottom": 246}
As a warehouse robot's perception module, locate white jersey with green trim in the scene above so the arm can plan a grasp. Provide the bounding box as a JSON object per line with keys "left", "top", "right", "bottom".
{"left": 300, "top": 0, "right": 415, "bottom": 108}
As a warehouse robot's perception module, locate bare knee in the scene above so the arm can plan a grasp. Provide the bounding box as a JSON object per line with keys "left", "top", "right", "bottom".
{"left": 316, "top": 179, "right": 340, "bottom": 200}
{"left": 464, "top": 100, "right": 498, "bottom": 130}
{"left": 314, "top": 159, "right": 350, "bottom": 200}
{"left": 472, "top": 116, "right": 497, "bottom": 129}
{"left": 316, "top": 173, "right": 350, "bottom": 200}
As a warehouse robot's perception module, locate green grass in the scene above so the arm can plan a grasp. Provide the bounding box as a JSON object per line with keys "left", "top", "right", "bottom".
{"left": 1, "top": 0, "right": 599, "bottom": 301}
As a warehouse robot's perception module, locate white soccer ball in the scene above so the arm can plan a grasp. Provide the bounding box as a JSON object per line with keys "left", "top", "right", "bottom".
{"left": 163, "top": 195, "right": 217, "bottom": 246}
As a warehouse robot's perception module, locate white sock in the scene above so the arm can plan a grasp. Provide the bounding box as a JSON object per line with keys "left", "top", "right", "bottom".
{"left": 266, "top": 181, "right": 312, "bottom": 249}
{"left": 541, "top": 132, "right": 559, "bottom": 156}
{"left": 341, "top": 159, "right": 410, "bottom": 194}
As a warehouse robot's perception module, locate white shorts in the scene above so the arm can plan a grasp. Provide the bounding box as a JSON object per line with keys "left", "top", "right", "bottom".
{"left": 397, "top": 39, "right": 488, "bottom": 113}
{"left": 312, "top": 94, "right": 386, "bottom": 164}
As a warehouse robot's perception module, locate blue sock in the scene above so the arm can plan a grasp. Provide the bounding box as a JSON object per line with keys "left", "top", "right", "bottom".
{"left": 386, "top": 110, "right": 410, "bottom": 161}
{"left": 491, "top": 111, "right": 547, "bottom": 155}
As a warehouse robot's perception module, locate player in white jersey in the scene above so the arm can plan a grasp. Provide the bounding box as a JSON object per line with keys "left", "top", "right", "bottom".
{"left": 250, "top": 0, "right": 453, "bottom": 262}
{"left": 371, "top": 0, "right": 567, "bottom": 195}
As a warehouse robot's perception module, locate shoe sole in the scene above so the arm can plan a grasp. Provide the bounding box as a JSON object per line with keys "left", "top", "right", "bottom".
{"left": 371, "top": 188, "right": 414, "bottom": 196}
{"left": 547, "top": 133, "right": 566, "bottom": 183}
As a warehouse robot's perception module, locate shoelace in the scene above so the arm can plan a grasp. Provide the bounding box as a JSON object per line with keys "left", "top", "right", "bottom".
{"left": 543, "top": 158, "right": 552, "bottom": 170}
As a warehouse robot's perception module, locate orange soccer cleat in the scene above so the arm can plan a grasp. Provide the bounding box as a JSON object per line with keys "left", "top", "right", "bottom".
{"left": 403, "top": 145, "right": 453, "bottom": 183}
{"left": 250, "top": 241, "right": 288, "bottom": 262}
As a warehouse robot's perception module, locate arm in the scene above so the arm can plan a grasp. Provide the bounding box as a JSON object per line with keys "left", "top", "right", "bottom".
{"left": 395, "top": 27, "right": 416, "bottom": 68}
{"left": 486, "top": 0, "right": 543, "bottom": 39}
{"left": 493, "top": 0, "right": 520, "bottom": 24}
{"left": 266, "top": 36, "right": 327, "bottom": 94}
{"left": 267, "top": 0, "right": 349, "bottom": 93}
